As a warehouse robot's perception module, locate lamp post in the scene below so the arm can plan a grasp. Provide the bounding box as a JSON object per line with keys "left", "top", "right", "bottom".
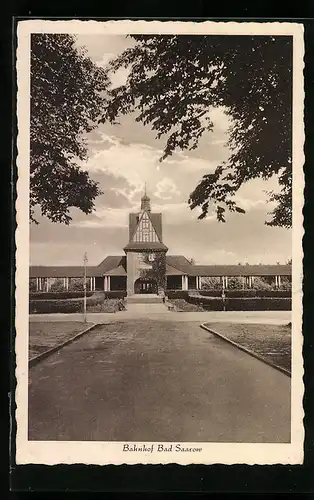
{"left": 83, "top": 252, "right": 88, "bottom": 323}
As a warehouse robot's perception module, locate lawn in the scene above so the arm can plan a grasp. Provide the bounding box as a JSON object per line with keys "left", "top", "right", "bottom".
{"left": 29, "top": 321, "right": 93, "bottom": 360}
{"left": 204, "top": 322, "right": 291, "bottom": 373}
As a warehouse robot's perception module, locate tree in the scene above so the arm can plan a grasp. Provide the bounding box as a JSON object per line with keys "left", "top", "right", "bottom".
{"left": 30, "top": 34, "right": 108, "bottom": 224}
{"left": 102, "top": 35, "right": 292, "bottom": 228}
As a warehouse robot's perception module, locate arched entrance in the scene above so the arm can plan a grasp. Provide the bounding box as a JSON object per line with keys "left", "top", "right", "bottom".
{"left": 134, "top": 278, "right": 157, "bottom": 294}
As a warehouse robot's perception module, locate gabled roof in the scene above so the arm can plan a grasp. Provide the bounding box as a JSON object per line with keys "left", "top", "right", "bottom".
{"left": 96, "top": 255, "right": 126, "bottom": 274}
{"left": 149, "top": 213, "right": 162, "bottom": 242}
{"left": 106, "top": 265, "right": 127, "bottom": 276}
{"left": 128, "top": 211, "right": 163, "bottom": 243}
{"left": 166, "top": 255, "right": 193, "bottom": 273}
{"left": 165, "top": 264, "right": 185, "bottom": 276}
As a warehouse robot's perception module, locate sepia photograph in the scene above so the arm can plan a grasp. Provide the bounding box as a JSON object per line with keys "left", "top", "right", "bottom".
{"left": 15, "top": 20, "right": 304, "bottom": 465}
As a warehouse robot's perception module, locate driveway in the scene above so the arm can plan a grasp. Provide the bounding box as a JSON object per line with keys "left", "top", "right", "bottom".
{"left": 28, "top": 320, "right": 291, "bottom": 442}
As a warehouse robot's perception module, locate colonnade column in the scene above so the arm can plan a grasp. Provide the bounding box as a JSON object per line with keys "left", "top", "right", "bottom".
{"left": 104, "top": 276, "right": 111, "bottom": 291}
{"left": 181, "top": 275, "right": 188, "bottom": 291}
{"left": 196, "top": 276, "right": 202, "bottom": 290}
{"left": 246, "top": 276, "right": 253, "bottom": 288}
{"left": 222, "top": 276, "right": 229, "bottom": 290}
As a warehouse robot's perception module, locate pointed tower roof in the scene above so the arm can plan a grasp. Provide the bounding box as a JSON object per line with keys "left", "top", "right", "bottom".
{"left": 141, "top": 184, "right": 151, "bottom": 211}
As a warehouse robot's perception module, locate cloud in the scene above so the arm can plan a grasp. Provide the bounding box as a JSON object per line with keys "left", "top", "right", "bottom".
{"left": 154, "top": 178, "right": 180, "bottom": 200}
{"left": 72, "top": 205, "right": 135, "bottom": 229}
{"left": 81, "top": 129, "right": 220, "bottom": 209}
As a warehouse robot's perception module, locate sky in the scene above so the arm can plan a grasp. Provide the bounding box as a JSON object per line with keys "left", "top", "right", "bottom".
{"left": 30, "top": 34, "right": 292, "bottom": 266}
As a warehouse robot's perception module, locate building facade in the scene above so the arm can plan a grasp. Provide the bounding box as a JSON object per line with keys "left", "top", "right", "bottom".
{"left": 30, "top": 193, "right": 292, "bottom": 294}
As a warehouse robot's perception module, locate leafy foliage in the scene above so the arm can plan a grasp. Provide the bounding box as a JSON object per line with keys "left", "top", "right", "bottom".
{"left": 201, "top": 276, "right": 222, "bottom": 290}
{"left": 49, "top": 278, "right": 65, "bottom": 292}
{"left": 227, "top": 277, "right": 245, "bottom": 290}
{"left": 140, "top": 252, "right": 167, "bottom": 290}
{"left": 68, "top": 278, "right": 84, "bottom": 291}
{"left": 30, "top": 34, "right": 108, "bottom": 224}
{"left": 103, "top": 35, "right": 292, "bottom": 227}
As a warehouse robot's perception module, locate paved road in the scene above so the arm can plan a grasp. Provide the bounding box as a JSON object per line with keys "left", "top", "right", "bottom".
{"left": 29, "top": 310, "right": 291, "bottom": 325}
{"left": 28, "top": 320, "right": 291, "bottom": 443}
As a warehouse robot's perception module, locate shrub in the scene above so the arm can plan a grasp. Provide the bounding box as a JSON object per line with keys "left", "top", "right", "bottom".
{"left": 255, "top": 290, "right": 291, "bottom": 298}
{"left": 104, "top": 291, "right": 127, "bottom": 299}
{"left": 29, "top": 299, "right": 83, "bottom": 314}
{"left": 50, "top": 279, "right": 65, "bottom": 292}
{"left": 29, "top": 291, "right": 94, "bottom": 300}
{"left": 172, "top": 295, "right": 291, "bottom": 311}
{"left": 251, "top": 276, "right": 274, "bottom": 290}
{"left": 29, "top": 279, "right": 37, "bottom": 292}
{"left": 227, "top": 277, "right": 245, "bottom": 289}
{"left": 188, "top": 295, "right": 224, "bottom": 310}
{"left": 199, "top": 290, "right": 222, "bottom": 297}
{"left": 168, "top": 299, "right": 204, "bottom": 312}
{"left": 68, "top": 278, "right": 84, "bottom": 291}
{"left": 225, "top": 289, "right": 257, "bottom": 298}
{"left": 166, "top": 290, "right": 189, "bottom": 300}
{"left": 280, "top": 278, "right": 292, "bottom": 291}
{"left": 226, "top": 297, "right": 291, "bottom": 311}
{"left": 29, "top": 295, "right": 126, "bottom": 314}
{"left": 199, "top": 299, "right": 224, "bottom": 311}
{"left": 201, "top": 277, "right": 221, "bottom": 290}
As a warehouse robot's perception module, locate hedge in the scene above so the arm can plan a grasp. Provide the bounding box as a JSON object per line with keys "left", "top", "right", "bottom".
{"left": 30, "top": 299, "right": 84, "bottom": 314}
{"left": 166, "top": 290, "right": 190, "bottom": 300}
{"left": 198, "top": 290, "right": 222, "bottom": 297}
{"left": 29, "top": 291, "right": 94, "bottom": 300}
{"left": 103, "top": 291, "right": 127, "bottom": 299}
{"left": 29, "top": 290, "right": 127, "bottom": 300}
{"left": 186, "top": 295, "right": 291, "bottom": 311}
{"left": 199, "top": 299, "right": 224, "bottom": 311}
{"left": 225, "top": 290, "right": 257, "bottom": 298}
{"left": 29, "top": 295, "right": 126, "bottom": 314}
{"left": 200, "top": 289, "right": 291, "bottom": 299}
{"left": 226, "top": 297, "right": 291, "bottom": 311}
{"left": 255, "top": 290, "right": 291, "bottom": 298}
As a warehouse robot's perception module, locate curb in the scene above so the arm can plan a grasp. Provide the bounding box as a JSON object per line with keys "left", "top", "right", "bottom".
{"left": 29, "top": 322, "right": 97, "bottom": 368}
{"left": 200, "top": 324, "right": 291, "bottom": 377}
